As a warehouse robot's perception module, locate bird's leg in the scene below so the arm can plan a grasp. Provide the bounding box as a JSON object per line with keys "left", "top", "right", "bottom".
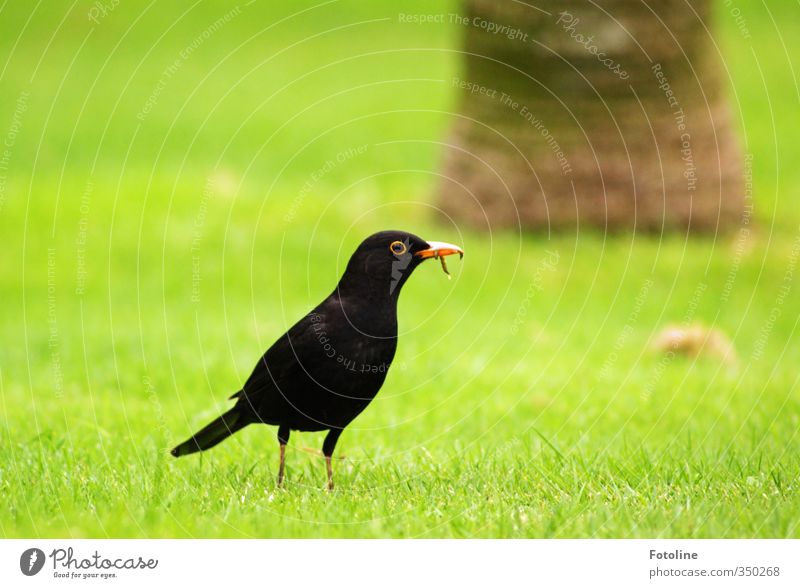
{"left": 325, "top": 456, "right": 334, "bottom": 491}
{"left": 322, "top": 428, "right": 342, "bottom": 491}
{"left": 278, "top": 444, "right": 286, "bottom": 487}
{"left": 277, "top": 426, "right": 290, "bottom": 487}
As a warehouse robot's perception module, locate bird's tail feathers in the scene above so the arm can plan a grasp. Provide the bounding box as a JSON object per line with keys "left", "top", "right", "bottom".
{"left": 170, "top": 407, "right": 247, "bottom": 457}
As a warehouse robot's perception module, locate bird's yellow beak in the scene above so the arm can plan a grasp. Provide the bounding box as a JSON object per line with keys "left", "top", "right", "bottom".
{"left": 414, "top": 241, "right": 464, "bottom": 260}
{"left": 414, "top": 241, "right": 464, "bottom": 277}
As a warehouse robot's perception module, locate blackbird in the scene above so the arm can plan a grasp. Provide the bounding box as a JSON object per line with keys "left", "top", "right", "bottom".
{"left": 171, "top": 230, "right": 463, "bottom": 489}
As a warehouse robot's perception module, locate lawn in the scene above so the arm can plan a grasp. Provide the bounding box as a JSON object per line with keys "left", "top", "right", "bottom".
{"left": 1, "top": 0, "right": 798, "bottom": 538}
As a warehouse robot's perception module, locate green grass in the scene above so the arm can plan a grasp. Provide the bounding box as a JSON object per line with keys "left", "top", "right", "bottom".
{"left": 1, "top": 0, "right": 799, "bottom": 538}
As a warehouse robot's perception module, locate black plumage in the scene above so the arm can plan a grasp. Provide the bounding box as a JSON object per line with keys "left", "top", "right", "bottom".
{"left": 171, "top": 230, "right": 463, "bottom": 489}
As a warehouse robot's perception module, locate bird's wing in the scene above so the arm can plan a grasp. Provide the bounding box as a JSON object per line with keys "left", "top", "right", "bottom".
{"left": 236, "top": 300, "right": 336, "bottom": 410}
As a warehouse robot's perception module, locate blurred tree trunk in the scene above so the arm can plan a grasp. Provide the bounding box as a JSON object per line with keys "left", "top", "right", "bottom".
{"left": 440, "top": 0, "right": 744, "bottom": 232}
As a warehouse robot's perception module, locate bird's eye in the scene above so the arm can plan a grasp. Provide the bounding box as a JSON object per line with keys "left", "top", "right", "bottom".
{"left": 389, "top": 240, "right": 407, "bottom": 255}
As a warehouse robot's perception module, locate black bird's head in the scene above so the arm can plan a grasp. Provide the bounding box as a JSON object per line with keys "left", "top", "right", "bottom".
{"left": 337, "top": 230, "right": 463, "bottom": 301}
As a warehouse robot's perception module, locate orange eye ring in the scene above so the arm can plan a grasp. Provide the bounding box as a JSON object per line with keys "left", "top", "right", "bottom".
{"left": 389, "top": 240, "right": 407, "bottom": 255}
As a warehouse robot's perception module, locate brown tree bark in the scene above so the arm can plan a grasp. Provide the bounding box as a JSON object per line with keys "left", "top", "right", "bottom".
{"left": 440, "top": 0, "right": 744, "bottom": 232}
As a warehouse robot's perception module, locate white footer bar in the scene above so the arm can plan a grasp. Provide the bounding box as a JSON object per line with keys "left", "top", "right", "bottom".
{"left": 2, "top": 539, "right": 797, "bottom": 587}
